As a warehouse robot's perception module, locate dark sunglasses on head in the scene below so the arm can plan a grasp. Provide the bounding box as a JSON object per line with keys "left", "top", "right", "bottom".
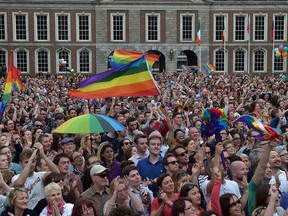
{"left": 54, "top": 179, "right": 64, "bottom": 183}
{"left": 123, "top": 141, "right": 133, "bottom": 145}
{"left": 229, "top": 199, "right": 241, "bottom": 208}
{"left": 96, "top": 172, "right": 108, "bottom": 178}
{"left": 177, "top": 150, "right": 188, "bottom": 157}
{"left": 166, "top": 160, "right": 178, "bottom": 165}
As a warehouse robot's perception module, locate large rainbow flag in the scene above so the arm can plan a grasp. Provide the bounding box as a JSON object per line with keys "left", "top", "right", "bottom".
{"left": 202, "top": 63, "right": 216, "bottom": 74}
{"left": 68, "top": 55, "right": 160, "bottom": 99}
{"left": 0, "top": 51, "right": 21, "bottom": 122}
{"left": 110, "top": 49, "right": 159, "bottom": 69}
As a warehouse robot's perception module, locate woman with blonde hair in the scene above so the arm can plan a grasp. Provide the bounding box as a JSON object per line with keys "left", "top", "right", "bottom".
{"left": 80, "top": 133, "right": 101, "bottom": 158}
{"left": 1, "top": 187, "right": 36, "bottom": 216}
{"left": 40, "top": 182, "right": 74, "bottom": 216}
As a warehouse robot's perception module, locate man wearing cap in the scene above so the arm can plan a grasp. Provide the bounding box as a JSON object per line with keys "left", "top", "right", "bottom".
{"left": 61, "top": 137, "right": 76, "bottom": 158}
{"left": 81, "top": 164, "right": 111, "bottom": 216}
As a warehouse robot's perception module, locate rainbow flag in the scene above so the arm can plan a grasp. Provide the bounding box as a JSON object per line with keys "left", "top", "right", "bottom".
{"left": 196, "top": 18, "right": 201, "bottom": 46}
{"left": 181, "top": 65, "right": 190, "bottom": 72}
{"left": 0, "top": 51, "right": 21, "bottom": 122}
{"left": 13, "top": 77, "right": 23, "bottom": 92}
{"left": 202, "top": 63, "right": 216, "bottom": 74}
{"left": 93, "top": 98, "right": 100, "bottom": 107}
{"left": 110, "top": 49, "right": 159, "bottom": 69}
{"left": 233, "top": 115, "right": 281, "bottom": 140}
{"left": 68, "top": 55, "right": 160, "bottom": 99}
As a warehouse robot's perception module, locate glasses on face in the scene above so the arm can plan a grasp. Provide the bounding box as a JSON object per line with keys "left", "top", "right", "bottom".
{"left": 35, "top": 124, "right": 43, "bottom": 127}
{"left": 123, "top": 141, "right": 133, "bottom": 145}
{"left": 166, "top": 160, "right": 178, "bottom": 165}
{"left": 137, "top": 101, "right": 143, "bottom": 103}
{"left": 95, "top": 172, "right": 108, "bottom": 178}
{"left": 184, "top": 204, "right": 196, "bottom": 212}
{"left": 233, "top": 137, "right": 241, "bottom": 141}
{"left": 176, "top": 150, "right": 188, "bottom": 157}
{"left": 54, "top": 179, "right": 64, "bottom": 183}
{"left": 81, "top": 207, "right": 94, "bottom": 215}
{"left": 280, "top": 152, "right": 288, "bottom": 157}
{"left": 229, "top": 199, "right": 241, "bottom": 208}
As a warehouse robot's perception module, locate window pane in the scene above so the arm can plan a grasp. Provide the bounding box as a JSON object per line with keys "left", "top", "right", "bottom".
{"left": 254, "top": 50, "right": 264, "bottom": 71}
{"left": 215, "top": 16, "right": 225, "bottom": 41}
{"left": 79, "top": 15, "right": 89, "bottom": 40}
{"left": 58, "top": 51, "right": 69, "bottom": 72}
{"left": 15, "top": 14, "right": 27, "bottom": 40}
{"left": 235, "top": 50, "right": 245, "bottom": 71}
{"left": 274, "top": 55, "right": 284, "bottom": 71}
{"left": 216, "top": 50, "right": 225, "bottom": 71}
{"left": 112, "top": 15, "right": 124, "bottom": 41}
{"left": 16, "top": 50, "right": 27, "bottom": 72}
{"left": 57, "top": 15, "right": 68, "bottom": 40}
{"left": 182, "top": 15, "right": 193, "bottom": 41}
{"left": 36, "top": 15, "right": 48, "bottom": 40}
{"left": 0, "top": 14, "right": 5, "bottom": 40}
{"left": 235, "top": 15, "right": 245, "bottom": 41}
{"left": 255, "top": 15, "right": 265, "bottom": 40}
{"left": 79, "top": 50, "right": 90, "bottom": 72}
{"left": 0, "top": 50, "right": 6, "bottom": 68}
{"left": 275, "top": 15, "right": 285, "bottom": 41}
{"left": 147, "top": 15, "right": 158, "bottom": 41}
{"left": 37, "top": 50, "right": 49, "bottom": 73}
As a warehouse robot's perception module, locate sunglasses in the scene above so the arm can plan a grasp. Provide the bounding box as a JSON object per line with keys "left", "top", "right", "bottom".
{"left": 176, "top": 150, "right": 188, "bottom": 157}
{"left": 123, "top": 141, "right": 133, "bottom": 145}
{"left": 96, "top": 172, "right": 108, "bottom": 178}
{"left": 137, "top": 101, "right": 143, "bottom": 103}
{"left": 229, "top": 199, "right": 241, "bottom": 208}
{"left": 166, "top": 160, "right": 178, "bottom": 165}
{"left": 54, "top": 179, "right": 64, "bottom": 183}
{"left": 35, "top": 124, "right": 43, "bottom": 127}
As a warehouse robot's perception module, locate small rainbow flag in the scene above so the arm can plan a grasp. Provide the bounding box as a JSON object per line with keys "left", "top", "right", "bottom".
{"left": 233, "top": 115, "right": 281, "bottom": 141}
{"left": 68, "top": 55, "right": 160, "bottom": 99}
{"left": 110, "top": 49, "right": 159, "bottom": 70}
{"left": 93, "top": 98, "right": 100, "bottom": 107}
{"left": 13, "top": 77, "right": 23, "bottom": 92}
{"left": 202, "top": 63, "right": 216, "bottom": 74}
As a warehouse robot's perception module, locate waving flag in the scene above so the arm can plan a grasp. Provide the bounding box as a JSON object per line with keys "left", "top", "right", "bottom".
{"left": 110, "top": 49, "right": 159, "bottom": 70}
{"left": 0, "top": 51, "right": 21, "bottom": 122}
{"left": 202, "top": 63, "right": 216, "bottom": 74}
{"left": 13, "top": 77, "right": 23, "bottom": 92}
{"left": 196, "top": 19, "right": 201, "bottom": 46}
{"left": 68, "top": 55, "right": 160, "bottom": 99}
{"left": 233, "top": 115, "right": 281, "bottom": 140}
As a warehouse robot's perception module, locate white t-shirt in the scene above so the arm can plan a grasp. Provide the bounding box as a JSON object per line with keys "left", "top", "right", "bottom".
{"left": 201, "top": 179, "right": 241, "bottom": 203}
{"left": 269, "top": 170, "right": 288, "bottom": 195}
{"left": 40, "top": 203, "right": 74, "bottom": 216}
{"left": 12, "top": 171, "right": 46, "bottom": 209}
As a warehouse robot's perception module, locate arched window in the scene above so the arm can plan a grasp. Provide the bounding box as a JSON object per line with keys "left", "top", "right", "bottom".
{"left": 15, "top": 48, "right": 28, "bottom": 73}
{"left": 77, "top": 48, "right": 91, "bottom": 73}
{"left": 36, "top": 48, "right": 49, "bottom": 73}
{"left": 234, "top": 48, "right": 247, "bottom": 72}
{"left": 253, "top": 48, "right": 266, "bottom": 73}
{"left": 214, "top": 48, "right": 226, "bottom": 73}
{"left": 57, "top": 48, "right": 70, "bottom": 73}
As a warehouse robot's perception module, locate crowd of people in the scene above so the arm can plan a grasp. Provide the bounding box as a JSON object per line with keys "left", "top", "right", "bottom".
{"left": 0, "top": 71, "right": 287, "bottom": 216}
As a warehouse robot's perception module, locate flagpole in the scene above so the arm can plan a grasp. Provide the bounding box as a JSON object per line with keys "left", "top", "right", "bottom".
{"left": 199, "top": 18, "right": 202, "bottom": 73}
{"left": 223, "top": 16, "right": 226, "bottom": 75}
{"left": 247, "top": 15, "right": 250, "bottom": 74}
{"left": 272, "top": 18, "right": 275, "bottom": 74}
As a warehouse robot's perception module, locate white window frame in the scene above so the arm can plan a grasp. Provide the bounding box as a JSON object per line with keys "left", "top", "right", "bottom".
{"left": 55, "top": 13, "right": 71, "bottom": 42}
{"left": 77, "top": 48, "right": 92, "bottom": 73}
{"left": 253, "top": 13, "right": 268, "bottom": 42}
{"left": 14, "top": 47, "right": 29, "bottom": 74}
{"left": 13, "top": 12, "right": 29, "bottom": 42}
{"left": 110, "top": 12, "right": 126, "bottom": 42}
{"left": 233, "top": 14, "right": 248, "bottom": 42}
{"left": 180, "top": 13, "right": 195, "bottom": 42}
{"left": 273, "top": 51, "right": 287, "bottom": 73}
{"left": 145, "top": 13, "right": 161, "bottom": 42}
{"left": 56, "top": 48, "right": 71, "bottom": 74}
{"left": 273, "top": 13, "right": 287, "bottom": 42}
{"left": 233, "top": 48, "right": 247, "bottom": 73}
{"left": 76, "top": 13, "right": 91, "bottom": 42}
{"left": 213, "top": 13, "right": 228, "bottom": 42}
{"left": 252, "top": 48, "right": 267, "bottom": 73}
{"left": 34, "top": 13, "right": 50, "bottom": 42}
{"left": 35, "top": 48, "right": 51, "bottom": 74}
{"left": 0, "top": 48, "right": 8, "bottom": 68}
{"left": 213, "top": 48, "right": 227, "bottom": 73}
{"left": 0, "top": 13, "right": 7, "bottom": 41}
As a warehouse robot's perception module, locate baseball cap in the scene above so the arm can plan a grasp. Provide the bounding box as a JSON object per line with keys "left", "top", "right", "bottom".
{"left": 90, "top": 165, "right": 109, "bottom": 177}
{"left": 61, "top": 137, "right": 74, "bottom": 145}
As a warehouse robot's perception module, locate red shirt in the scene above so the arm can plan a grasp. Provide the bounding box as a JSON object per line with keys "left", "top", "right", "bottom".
{"left": 151, "top": 193, "right": 179, "bottom": 216}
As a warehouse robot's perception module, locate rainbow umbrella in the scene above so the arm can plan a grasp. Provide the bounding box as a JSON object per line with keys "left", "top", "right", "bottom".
{"left": 53, "top": 114, "right": 125, "bottom": 134}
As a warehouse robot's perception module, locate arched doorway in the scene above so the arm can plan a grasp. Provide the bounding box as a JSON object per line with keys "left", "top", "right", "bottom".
{"left": 147, "top": 50, "right": 165, "bottom": 73}
{"left": 176, "top": 50, "right": 198, "bottom": 72}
